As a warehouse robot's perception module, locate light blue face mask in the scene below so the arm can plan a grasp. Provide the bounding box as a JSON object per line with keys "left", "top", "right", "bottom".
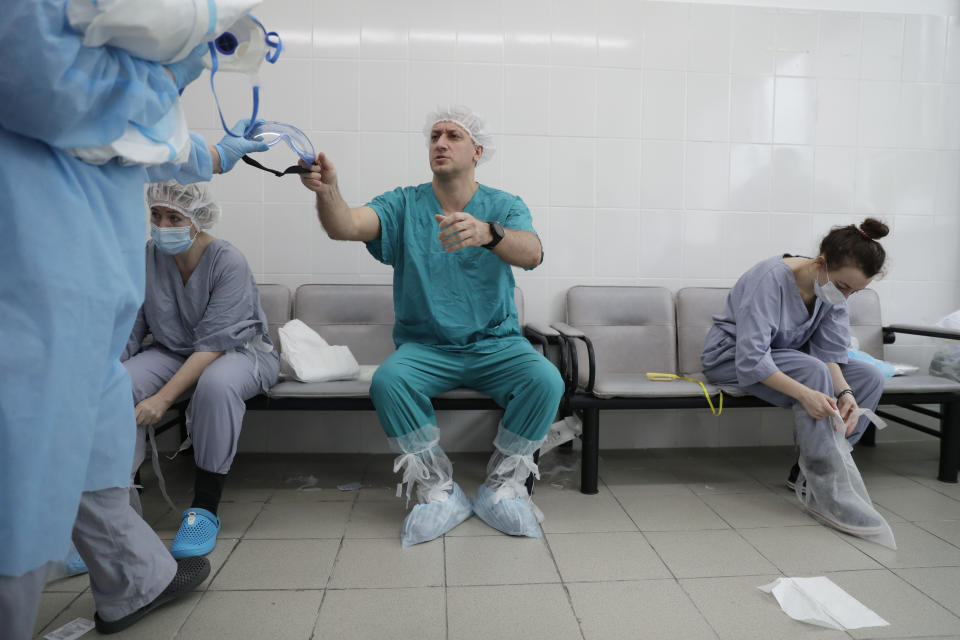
{"left": 814, "top": 263, "right": 847, "bottom": 306}
{"left": 151, "top": 223, "right": 196, "bottom": 255}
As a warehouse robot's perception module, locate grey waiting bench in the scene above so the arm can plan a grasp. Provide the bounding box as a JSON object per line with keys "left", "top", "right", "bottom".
{"left": 542, "top": 286, "right": 960, "bottom": 494}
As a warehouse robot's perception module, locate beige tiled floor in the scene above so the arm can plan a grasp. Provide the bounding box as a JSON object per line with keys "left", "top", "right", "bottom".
{"left": 37, "top": 441, "right": 960, "bottom": 639}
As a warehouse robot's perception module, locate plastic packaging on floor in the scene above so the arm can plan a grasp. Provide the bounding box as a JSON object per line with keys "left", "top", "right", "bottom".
{"left": 759, "top": 576, "right": 889, "bottom": 630}
{"left": 794, "top": 407, "right": 896, "bottom": 549}
{"left": 539, "top": 415, "right": 582, "bottom": 455}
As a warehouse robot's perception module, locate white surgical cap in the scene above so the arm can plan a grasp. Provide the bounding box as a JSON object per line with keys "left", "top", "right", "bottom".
{"left": 145, "top": 180, "right": 221, "bottom": 231}
{"left": 423, "top": 104, "right": 496, "bottom": 165}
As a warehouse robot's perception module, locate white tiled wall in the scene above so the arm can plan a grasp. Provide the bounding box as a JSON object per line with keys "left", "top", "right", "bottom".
{"left": 180, "top": 0, "right": 960, "bottom": 451}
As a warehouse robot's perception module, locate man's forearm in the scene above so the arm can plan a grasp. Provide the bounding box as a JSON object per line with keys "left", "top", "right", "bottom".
{"left": 492, "top": 229, "right": 542, "bottom": 268}
{"left": 315, "top": 188, "right": 355, "bottom": 240}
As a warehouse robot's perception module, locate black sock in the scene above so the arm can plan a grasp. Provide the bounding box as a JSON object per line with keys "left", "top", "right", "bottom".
{"left": 191, "top": 468, "right": 228, "bottom": 515}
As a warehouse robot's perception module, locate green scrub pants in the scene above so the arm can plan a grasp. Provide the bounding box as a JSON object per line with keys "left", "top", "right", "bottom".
{"left": 369, "top": 339, "right": 564, "bottom": 454}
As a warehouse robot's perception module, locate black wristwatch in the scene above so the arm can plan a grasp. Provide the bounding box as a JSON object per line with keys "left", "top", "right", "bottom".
{"left": 836, "top": 388, "right": 855, "bottom": 401}
{"left": 483, "top": 221, "right": 504, "bottom": 249}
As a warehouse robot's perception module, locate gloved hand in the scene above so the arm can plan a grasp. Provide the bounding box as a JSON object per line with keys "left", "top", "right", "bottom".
{"left": 166, "top": 43, "right": 208, "bottom": 91}
{"left": 215, "top": 119, "right": 269, "bottom": 173}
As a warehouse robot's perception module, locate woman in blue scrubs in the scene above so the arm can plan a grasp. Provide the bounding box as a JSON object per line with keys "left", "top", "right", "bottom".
{"left": 701, "top": 219, "right": 890, "bottom": 538}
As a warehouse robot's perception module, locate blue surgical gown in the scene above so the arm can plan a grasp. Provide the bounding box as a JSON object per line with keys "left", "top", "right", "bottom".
{"left": 701, "top": 255, "right": 851, "bottom": 388}
{"left": 365, "top": 183, "right": 539, "bottom": 353}
{"left": 0, "top": 0, "right": 212, "bottom": 576}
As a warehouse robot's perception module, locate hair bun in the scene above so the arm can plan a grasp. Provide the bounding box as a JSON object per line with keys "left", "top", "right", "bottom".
{"left": 859, "top": 218, "right": 889, "bottom": 240}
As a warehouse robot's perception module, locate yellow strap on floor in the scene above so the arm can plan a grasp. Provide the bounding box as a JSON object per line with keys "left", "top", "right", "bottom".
{"left": 646, "top": 372, "right": 723, "bottom": 416}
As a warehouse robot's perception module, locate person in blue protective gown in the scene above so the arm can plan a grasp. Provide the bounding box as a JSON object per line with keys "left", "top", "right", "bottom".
{"left": 123, "top": 180, "right": 280, "bottom": 559}
{"left": 299, "top": 105, "right": 565, "bottom": 546}
{"left": 701, "top": 218, "right": 891, "bottom": 538}
{"left": 0, "top": 2, "right": 269, "bottom": 636}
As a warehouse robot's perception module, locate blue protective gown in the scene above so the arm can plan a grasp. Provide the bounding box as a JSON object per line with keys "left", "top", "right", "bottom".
{"left": 0, "top": 0, "right": 212, "bottom": 577}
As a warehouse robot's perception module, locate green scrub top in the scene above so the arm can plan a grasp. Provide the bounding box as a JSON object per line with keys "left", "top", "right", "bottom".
{"left": 366, "top": 182, "right": 540, "bottom": 353}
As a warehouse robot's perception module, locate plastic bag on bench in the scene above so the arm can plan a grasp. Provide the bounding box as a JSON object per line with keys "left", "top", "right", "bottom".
{"left": 930, "top": 345, "right": 960, "bottom": 383}
{"left": 278, "top": 319, "right": 360, "bottom": 382}
{"left": 794, "top": 406, "right": 896, "bottom": 549}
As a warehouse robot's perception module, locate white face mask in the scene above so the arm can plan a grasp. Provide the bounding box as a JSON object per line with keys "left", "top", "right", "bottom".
{"left": 814, "top": 263, "right": 846, "bottom": 306}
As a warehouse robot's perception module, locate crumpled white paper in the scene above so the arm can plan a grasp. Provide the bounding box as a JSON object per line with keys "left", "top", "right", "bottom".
{"left": 758, "top": 577, "right": 889, "bottom": 630}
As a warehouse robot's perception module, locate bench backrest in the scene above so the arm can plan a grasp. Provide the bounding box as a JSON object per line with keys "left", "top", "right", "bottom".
{"left": 257, "top": 283, "right": 292, "bottom": 348}
{"left": 676, "top": 287, "right": 730, "bottom": 376}
{"left": 291, "top": 284, "right": 526, "bottom": 365}
{"left": 294, "top": 284, "right": 396, "bottom": 365}
{"left": 847, "top": 288, "right": 884, "bottom": 358}
{"left": 675, "top": 286, "right": 886, "bottom": 375}
{"left": 566, "top": 286, "right": 676, "bottom": 380}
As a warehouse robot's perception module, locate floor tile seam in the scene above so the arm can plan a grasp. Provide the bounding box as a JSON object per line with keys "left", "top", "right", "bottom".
{"left": 167, "top": 586, "right": 206, "bottom": 639}
{"left": 321, "top": 532, "right": 348, "bottom": 593}
{"left": 671, "top": 567, "right": 734, "bottom": 640}
{"left": 242, "top": 534, "right": 354, "bottom": 540}
{"left": 203, "top": 586, "right": 328, "bottom": 592}
{"left": 891, "top": 566, "right": 960, "bottom": 614}
{"left": 870, "top": 497, "right": 960, "bottom": 524}
{"left": 204, "top": 537, "right": 244, "bottom": 592}
{"left": 542, "top": 526, "right": 647, "bottom": 534}
{"left": 736, "top": 523, "right": 889, "bottom": 571}
{"left": 445, "top": 578, "right": 564, "bottom": 588}
{"left": 913, "top": 483, "right": 960, "bottom": 504}
{"left": 556, "top": 581, "right": 589, "bottom": 640}
{"left": 599, "top": 476, "right": 683, "bottom": 583}
{"left": 305, "top": 588, "right": 327, "bottom": 640}
{"left": 876, "top": 569, "right": 960, "bottom": 627}
{"left": 36, "top": 590, "right": 89, "bottom": 637}
{"left": 228, "top": 500, "right": 268, "bottom": 541}
{"left": 559, "top": 576, "right": 691, "bottom": 586}
{"left": 913, "top": 521, "right": 960, "bottom": 551}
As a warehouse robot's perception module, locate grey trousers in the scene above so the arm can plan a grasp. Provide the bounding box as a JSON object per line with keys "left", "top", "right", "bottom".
{"left": 125, "top": 345, "right": 269, "bottom": 475}
{"left": 0, "top": 487, "right": 175, "bottom": 639}
{"left": 704, "top": 349, "right": 885, "bottom": 456}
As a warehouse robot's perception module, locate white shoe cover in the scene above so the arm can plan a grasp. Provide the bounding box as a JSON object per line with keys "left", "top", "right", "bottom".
{"left": 472, "top": 484, "right": 542, "bottom": 538}
{"left": 400, "top": 482, "right": 472, "bottom": 547}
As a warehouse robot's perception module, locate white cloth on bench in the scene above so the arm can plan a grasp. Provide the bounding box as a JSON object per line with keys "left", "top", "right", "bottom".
{"left": 279, "top": 319, "right": 360, "bottom": 383}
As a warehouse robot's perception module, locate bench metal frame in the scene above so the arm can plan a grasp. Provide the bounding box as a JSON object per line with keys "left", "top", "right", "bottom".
{"left": 533, "top": 324, "right": 960, "bottom": 495}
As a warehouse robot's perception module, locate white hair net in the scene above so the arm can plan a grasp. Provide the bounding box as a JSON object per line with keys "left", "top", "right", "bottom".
{"left": 423, "top": 104, "right": 496, "bottom": 165}
{"left": 145, "top": 180, "right": 221, "bottom": 231}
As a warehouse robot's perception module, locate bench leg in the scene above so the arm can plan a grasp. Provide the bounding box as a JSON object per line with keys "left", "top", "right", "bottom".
{"left": 580, "top": 408, "right": 599, "bottom": 495}
{"left": 939, "top": 400, "right": 960, "bottom": 483}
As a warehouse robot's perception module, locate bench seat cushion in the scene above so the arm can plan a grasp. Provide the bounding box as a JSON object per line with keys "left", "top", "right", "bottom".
{"left": 268, "top": 380, "right": 494, "bottom": 401}
{"left": 593, "top": 374, "right": 721, "bottom": 399}
{"left": 881, "top": 374, "right": 960, "bottom": 394}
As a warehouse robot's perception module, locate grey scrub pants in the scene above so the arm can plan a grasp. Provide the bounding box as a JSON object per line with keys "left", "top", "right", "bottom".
{"left": 704, "top": 350, "right": 885, "bottom": 455}
{"left": 125, "top": 345, "right": 270, "bottom": 476}
{"left": 0, "top": 487, "right": 175, "bottom": 640}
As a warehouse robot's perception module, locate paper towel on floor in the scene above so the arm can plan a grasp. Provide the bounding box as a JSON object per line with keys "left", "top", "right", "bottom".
{"left": 758, "top": 577, "right": 888, "bottom": 630}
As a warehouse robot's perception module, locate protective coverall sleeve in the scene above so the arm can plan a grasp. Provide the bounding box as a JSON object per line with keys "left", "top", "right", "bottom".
{"left": 0, "top": 0, "right": 180, "bottom": 150}
{"left": 144, "top": 133, "right": 214, "bottom": 184}
{"left": 808, "top": 303, "right": 851, "bottom": 364}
